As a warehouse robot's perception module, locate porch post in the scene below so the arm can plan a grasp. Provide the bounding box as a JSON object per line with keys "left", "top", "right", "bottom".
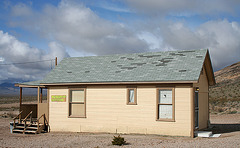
{"left": 19, "top": 87, "right": 22, "bottom": 112}
{"left": 55, "top": 57, "right": 57, "bottom": 66}
{"left": 40, "top": 88, "right": 43, "bottom": 103}
{"left": 47, "top": 88, "right": 49, "bottom": 122}
{"left": 37, "top": 86, "right": 40, "bottom": 103}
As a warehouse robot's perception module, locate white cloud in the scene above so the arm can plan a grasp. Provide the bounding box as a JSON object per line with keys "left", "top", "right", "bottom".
{"left": 138, "top": 31, "right": 161, "bottom": 51}
{"left": 0, "top": 30, "right": 69, "bottom": 84}
{"left": 124, "top": 0, "right": 240, "bottom": 16}
{"left": 11, "top": 2, "right": 32, "bottom": 17}
{"left": 45, "top": 42, "right": 68, "bottom": 61}
{"left": 7, "top": 0, "right": 240, "bottom": 72}
{"left": 97, "top": 3, "right": 131, "bottom": 13}
{"left": 10, "top": 0, "right": 149, "bottom": 55}
{"left": 158, "top": 19, "right": 240, "bottom": 71}
{"left": 0, "top": 57, "right": 4, "bottom": 62}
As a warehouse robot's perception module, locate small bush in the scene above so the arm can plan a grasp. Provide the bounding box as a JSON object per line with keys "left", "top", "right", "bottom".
{"left": 229, "top": 110, "right": 237, "bottom": 114}
{"left": 112, "top": 135, "right": 126, "bottom": 146}
{"left": 218, "top": 107, "right": 224, "bottom": 112}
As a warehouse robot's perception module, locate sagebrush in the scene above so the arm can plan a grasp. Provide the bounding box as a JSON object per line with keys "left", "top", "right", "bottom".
{"left": 112, "top": 135, "right": 126, "bottom": 146}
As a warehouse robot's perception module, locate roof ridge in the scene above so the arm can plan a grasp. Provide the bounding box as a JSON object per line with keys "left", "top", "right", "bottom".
{"left": 64, "top": 48, "right": 207, "bottom": 60}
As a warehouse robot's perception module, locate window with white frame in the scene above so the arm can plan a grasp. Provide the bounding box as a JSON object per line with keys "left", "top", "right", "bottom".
{"left": 69, "top": 88, "right": 86, "bottom": 117}
{"left": 157, "top": 88, "right": 175, "bottom": 121}
{"left": 127, "top": 87, "right": 137, "bottom": 105}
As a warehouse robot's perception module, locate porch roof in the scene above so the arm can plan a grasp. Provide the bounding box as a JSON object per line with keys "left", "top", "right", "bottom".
{"left": 15, "top": 80, "right": 45, "bottom": 88}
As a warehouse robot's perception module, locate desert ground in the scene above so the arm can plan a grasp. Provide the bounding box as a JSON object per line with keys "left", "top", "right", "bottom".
{"left": 0, "top": 113, "right": 239, "bottom": 148}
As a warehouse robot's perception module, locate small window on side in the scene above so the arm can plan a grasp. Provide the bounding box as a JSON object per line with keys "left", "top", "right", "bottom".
{"left": 127, "top": 87, "right": 137, "bottom": 105}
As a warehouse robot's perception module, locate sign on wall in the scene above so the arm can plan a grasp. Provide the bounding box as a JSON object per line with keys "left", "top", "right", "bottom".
{"left": 51, "top": 95, "right": 66, "bottom": 102}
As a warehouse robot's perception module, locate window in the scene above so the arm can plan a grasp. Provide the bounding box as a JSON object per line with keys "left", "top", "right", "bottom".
{"left": 156, "top": 88, "right": 175, "bottom": 121}
{"left": 127, "top": 87, "right": 137, "bottom": 105}
{"left": 69, "top": 88, "right": 86, "bottom": 117}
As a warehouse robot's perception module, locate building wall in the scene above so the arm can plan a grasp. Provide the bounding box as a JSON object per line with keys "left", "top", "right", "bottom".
{"left": 48, "top": 85, "right": 193, "bottom": 137}
{"left": 193, "top": 66, "right": 209, "bottom": 129}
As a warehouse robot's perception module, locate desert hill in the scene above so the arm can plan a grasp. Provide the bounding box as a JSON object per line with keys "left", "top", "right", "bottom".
{"left": 209, "top": 61, "right": 240, "bottom": 114}
{"left": 214, "top": 61, "right": 240, "bottom": 83}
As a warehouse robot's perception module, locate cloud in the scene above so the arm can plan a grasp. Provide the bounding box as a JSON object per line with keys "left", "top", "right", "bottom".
{"left": 6, "top": 0, "right": 240, "bottom": 72}
{"left": 95, "top": 1, "right": 131, "bottom": 13}
{"left": 81, "top": 0, "right": 131, "bottom": 13}
{"left": 0, "top": 30, "right": 69, "bottom": 84}
{"left": 10, "top": 0, "right": 149, "bottom": 55}
{"left": 99, "top": 5, "right": 130, "bottom": 13}
{"left": 124, "top": 0, "right": 240, "bottom": 16}
{"left": 158, "top": 19, "right": 240, "bottom": 71}
{"left": 45, "top": 42, "right": 68, "bottom": 61}
{"left": 11, "top": 2, "right": 33, "bottom": 17}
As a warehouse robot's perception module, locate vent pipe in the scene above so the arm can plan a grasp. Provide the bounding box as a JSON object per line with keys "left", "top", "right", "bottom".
{"left": 55, "top": 57, "right": 57, "bottom": 66}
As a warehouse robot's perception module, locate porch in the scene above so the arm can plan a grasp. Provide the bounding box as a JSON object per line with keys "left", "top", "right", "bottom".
{"left": 12, "top": 84, "right": 49, "bottom": 134}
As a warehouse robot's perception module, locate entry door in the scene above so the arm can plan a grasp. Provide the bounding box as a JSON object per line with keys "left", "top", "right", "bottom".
{"left": 195, "top": 90, "right": 199, "bottom": 128}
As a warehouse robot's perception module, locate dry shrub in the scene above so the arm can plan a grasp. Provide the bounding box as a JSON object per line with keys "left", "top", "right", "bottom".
{"left": 112, "top": 135, "right": 126, "bottom": 146}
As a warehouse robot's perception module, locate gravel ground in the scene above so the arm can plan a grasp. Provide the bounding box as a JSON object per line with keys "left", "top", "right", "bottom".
{"left": 0, "top": 114, "right": 239, "bottom": 148}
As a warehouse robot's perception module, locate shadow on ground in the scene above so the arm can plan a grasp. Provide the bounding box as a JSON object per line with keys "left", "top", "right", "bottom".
{"left": 211, "top": 124, "right": 240, "bottom": 134}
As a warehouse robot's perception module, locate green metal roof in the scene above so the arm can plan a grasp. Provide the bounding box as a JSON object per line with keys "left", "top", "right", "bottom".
{"left": 18, "top": 49, "right": 208, "bottom": 86}
{"left": 34, "top": 49, "right": 207, "bottom": 84}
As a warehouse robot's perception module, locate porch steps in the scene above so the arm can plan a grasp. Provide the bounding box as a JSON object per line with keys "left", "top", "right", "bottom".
{"left": 12, "top": 123, "right": 44, "bottom": 134}
{"left": 12, "top": 111, "right": 49, "bottom": 134}
{"left": 12, "top": 123, "right": 25, "bottom": 133}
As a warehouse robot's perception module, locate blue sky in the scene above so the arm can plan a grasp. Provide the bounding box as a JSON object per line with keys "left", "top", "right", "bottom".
{"left": 0, "top": 0, "right": 240, "bottom": 85}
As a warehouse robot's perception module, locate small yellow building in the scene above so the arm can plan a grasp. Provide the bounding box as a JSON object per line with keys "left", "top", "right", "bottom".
{"left": 16, "top": 49, "right": 215, "bottom": 137}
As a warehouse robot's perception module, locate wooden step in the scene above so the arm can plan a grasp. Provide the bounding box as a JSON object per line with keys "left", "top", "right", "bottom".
{"left": 15, "top": 126, "right": 25, "bottom": 129}
{"left": 31, "top": 124, "right": 43, "bottom": 127}
{"left": 14, "top": 123, "right": 31, "bottom": 127}
{"left": 26, "top": 126, "right": 38, "bottom": 130}
{"left": 15, "top": 123, "right": 43, "bottom": 127}
{"left": 24, "top": 130, "right": 37, "bottom": 134}
{"left": 13, "top": 129, "right": 24, "bottom": 133}
{"left": 15, "top": 123, "right": 25, "bottom": 126}
{"left": 15, "top": 123, "right": 31, "bottom": 126}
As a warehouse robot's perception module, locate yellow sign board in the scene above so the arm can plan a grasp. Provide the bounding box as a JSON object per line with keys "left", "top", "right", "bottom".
{"left": 51, "top": 95, "right": 66, "bottom": 102}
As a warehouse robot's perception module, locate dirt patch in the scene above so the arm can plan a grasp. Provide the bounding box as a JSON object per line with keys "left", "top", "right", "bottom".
{"left": 0, "top": 114, "right": 239, "bottom": 148}
{"left": 211, "top": 114, "right": 240, "bottom": 124}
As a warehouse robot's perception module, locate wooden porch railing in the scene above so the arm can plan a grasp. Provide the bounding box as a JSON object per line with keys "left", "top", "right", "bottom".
{"left": 22, "top": 111, "right": 33, "bottom": 128}
{"left": 36, "top": 114, "right": 49, "bottom": 133}
{"left": 13, "top": 111, "right": 23, "bottom": 128}
{"left": 13, "top": 111, "right": 49, "bottom": 134}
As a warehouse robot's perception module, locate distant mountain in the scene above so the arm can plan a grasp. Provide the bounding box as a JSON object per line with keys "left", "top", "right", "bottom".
{"left": 215, "top": 62, "right": 240, "bottom": 83}
{"left": 0, "top": 82, "right": 19, "bottom": 95}
{"left": 0, "top": 82, "right": 46, "bottom": 96}
{"left": 209, "top": 61, "right": 240, "bottom": 114}
{"left": 0, "top": 82, "right": 15, "bottom": 88}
